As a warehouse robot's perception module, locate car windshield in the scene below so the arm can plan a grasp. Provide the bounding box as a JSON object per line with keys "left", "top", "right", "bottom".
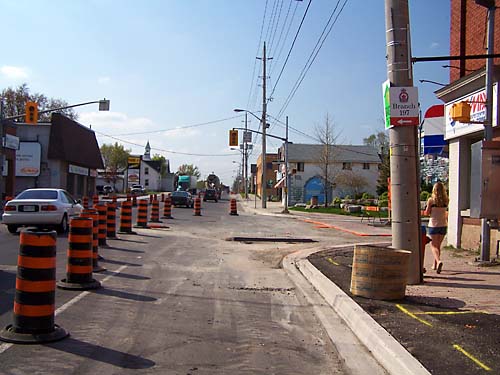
{"left": 172, "top": 191, "right": 188, "bottom": 197}
{"left": 16, "top": 190, "right": 58, "bottom": 200}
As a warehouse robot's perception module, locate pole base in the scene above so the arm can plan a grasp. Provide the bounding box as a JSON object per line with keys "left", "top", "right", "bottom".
{"left": 57, "top": 278, "right": 101, "bottom": 290}
{"left": 0, "top": 324, "right": 69, "bottom": 344}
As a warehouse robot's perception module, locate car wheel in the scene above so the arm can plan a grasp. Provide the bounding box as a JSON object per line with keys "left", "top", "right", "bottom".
{"left": 7, "top": 225, "right": 19, "bottom": 234}
{"left": 57, "top": 214, "right": 68, "bottom": 234}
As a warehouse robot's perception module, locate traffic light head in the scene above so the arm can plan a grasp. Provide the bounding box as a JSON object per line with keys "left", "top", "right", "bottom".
{"left": 229, "top": 130, "right": 238, "bottom": 147}
{"left": 450, "top": 101, "right": 471, "bottom": 123}
{"left": 25, "top": 101, "right": 39, "bottom": 124}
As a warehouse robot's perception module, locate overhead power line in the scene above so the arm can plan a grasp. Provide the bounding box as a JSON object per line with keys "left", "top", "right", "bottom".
{"left": 109, "top": 115, "right": 242, "bottom": 137}
{"left": 276, "top": 0, "right": 349, "bottom": 120}
{"left": 269, "top": 0, "right": 298, "bottom": 78}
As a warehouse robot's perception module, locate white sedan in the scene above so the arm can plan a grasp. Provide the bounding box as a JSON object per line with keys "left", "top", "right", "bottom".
{"left": 2, "top": 188, "right": 83, "bottom": 234}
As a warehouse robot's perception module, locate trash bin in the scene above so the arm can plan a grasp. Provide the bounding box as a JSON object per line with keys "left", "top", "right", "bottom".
{"left": 350, "top": 244, "right": 411, "bottom": 300}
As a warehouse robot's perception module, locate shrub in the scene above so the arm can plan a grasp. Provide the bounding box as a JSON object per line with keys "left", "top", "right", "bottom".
{"left": 379, "top": 191, "right": 389, "bottom": 200}
{"left": 332, "top": 197, "right": 342, "bottom": 205}
{"left": 378, "top": 199, "right": 388, "bottom": 207}
{"left": 420, "top": 191, "right": 431, "bottom": 201}
{"left": 344, "top": 195, "right": 351, "bottom": 200}
{"left": 362, "top": 192, "right": 374, "bottom": 200}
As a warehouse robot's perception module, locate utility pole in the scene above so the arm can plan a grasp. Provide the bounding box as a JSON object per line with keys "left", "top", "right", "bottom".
{"left": 0, "top": 99, "right": 4, "bottom": 204}
{"left": 244, "top": 112, "right": 249, "bottom": 199}
{"left": 385, "top": 0, "right": 421, "bottom": 284}
{"left": 480, "top": 2, "right": 495, "bottom": 262}
{"left": 283, "top": 115, "right": 289, "bottom": 213}
{"left": 260, "top": 42, "right": 268, "bottom": 208}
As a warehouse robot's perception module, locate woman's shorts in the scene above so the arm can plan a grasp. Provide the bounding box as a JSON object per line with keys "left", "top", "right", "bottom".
{"left": 428, "top": 226, "right": 447, "bottom": 235}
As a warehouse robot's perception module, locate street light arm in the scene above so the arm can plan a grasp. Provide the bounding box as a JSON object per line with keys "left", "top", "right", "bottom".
{"left": 4, "top": 99, "right": 110, "bottom": 121}
{"left": 232, "top": 127, "right": 286, "bottom": 142}
{"left": 233, "top": 109, "right": 262, "bottom": 123}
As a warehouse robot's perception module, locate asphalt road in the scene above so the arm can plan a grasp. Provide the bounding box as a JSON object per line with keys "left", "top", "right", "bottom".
{"left": 0, "top": 199, "right": 380, "bottom": 374}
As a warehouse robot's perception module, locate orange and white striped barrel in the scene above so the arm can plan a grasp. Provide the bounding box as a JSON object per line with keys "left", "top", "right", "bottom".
{"left": 82, "top": 196, "right": 89, "bottom": 209}
{"left": 106, "top": 203, "right": 117, "bottom": 238}
{"left": 95, "top": 204, "right": 108, "bottom": 247}
{"left": 136, "top": 199, "right": 149, "bottom": 228}
{"left": 80, "top": 208, "right": 104, "bottom": 272}
{"left": 119, "top": 201, "right": 134, "bottom": 233}
{"left": 193, "top": 197, "right": 201, "bottom": 216}
{"left": 57, "top": 217, "right": 100, "bottom": 290}
{"left": 0, "top": 228, "right": 69, "bottom": 344}
{"left": 163, "top": 197, "right": 172, "bottom": 219}
{"left": 229, "top": 199, "right": 238, "bottom": 216}
{"left": 92, "top": 195, "right": 99, "bottom": 208}
{"left": 150, "top": 200, "right": 161, "bottom": 223}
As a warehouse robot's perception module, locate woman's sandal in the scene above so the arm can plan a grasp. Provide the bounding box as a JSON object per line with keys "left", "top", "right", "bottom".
{"left": 436, "top": 261, "right": 443, "bottom": 274}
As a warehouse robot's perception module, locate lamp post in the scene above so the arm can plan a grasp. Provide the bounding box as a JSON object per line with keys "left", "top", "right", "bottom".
{"left": 233, "top": 109, "right": 289, "bottom": 212}
{"left": 234, "top": 108, "right": 268, "bottom": 208}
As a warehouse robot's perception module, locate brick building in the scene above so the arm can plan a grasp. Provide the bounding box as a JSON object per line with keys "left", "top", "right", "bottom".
{"left": 435, "top": 0, "right": 500, "bottom": 255}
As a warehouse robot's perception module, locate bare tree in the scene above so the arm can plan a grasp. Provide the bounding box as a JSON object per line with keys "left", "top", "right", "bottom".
{"left": 315, "top": 114, "right": 340, "bottom": 207}
{"left": 336, "top": 170, "right": 368, "bottom": 198}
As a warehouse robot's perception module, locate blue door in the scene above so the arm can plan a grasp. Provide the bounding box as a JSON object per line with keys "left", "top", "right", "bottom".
{"left": 304, "top": 176, "right": 325, "bottom": 204}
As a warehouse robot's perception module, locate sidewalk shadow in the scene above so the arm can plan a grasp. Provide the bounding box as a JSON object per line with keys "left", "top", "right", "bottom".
{"left": 0, "top": 270, "right": 15, "bottom": 315}
{"left": 99, "top": 258, "right": 142, "bottom": 267}
{"left": 113, "top": 238, "right": 146, "bottom": 244}
{"left": 423, "top": 281, "right": 500, "bottom": 291}
{"left": 46, "top": 337, "right": 155, "bottom": 369}
{"left": 132, "top": 233, "right": 162, "bottom": 238}
{"left": 101, "top": 270, "right": 150, "bottom": 281}
{"left": 447, "top": 270, "right": 500, "bottom": 276}
{"left": 93, "top": 288, "right": 157, "bottom": 302}
{"left": 104, "top": 246, "right": 145, "bottom": 254}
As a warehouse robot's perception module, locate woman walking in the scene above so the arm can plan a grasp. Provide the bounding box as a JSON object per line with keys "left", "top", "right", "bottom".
{"left": 424, "top": 182, "right": 449, "bottom": 274}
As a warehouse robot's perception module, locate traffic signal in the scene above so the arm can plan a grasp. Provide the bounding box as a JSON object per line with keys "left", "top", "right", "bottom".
{"left": 229, "top": 130, "right": 238, "bottom": 147}
{"left": 450, "top": 101, "right": 471, "bottom": 123}
{"left": 25, "top": 101, "right": 38, "bottom": 124}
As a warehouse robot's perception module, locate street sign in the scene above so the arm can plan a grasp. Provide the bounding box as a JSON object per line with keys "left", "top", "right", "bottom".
{"left": 128, "top": 156, "right": 141, "bottom": 165}
{"left": 389, "top": 86, "right": 419, "bottom": 126}
{"left": 243, "top": 131, "right": 252, "bottom": 143}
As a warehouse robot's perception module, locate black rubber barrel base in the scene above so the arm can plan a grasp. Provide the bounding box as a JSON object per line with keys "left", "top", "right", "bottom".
{"left": 149, "top": 219, "right": 162, "bottom": 223}
{"left": 161, "top": 216, "right": 173, "bottom": 219}
{"left": 93, "top": 265, "right": 107, "bottom": 273}
{"left": 134, "top": 225, "right": 150, "bottom": 229}
{"left": 0, "top": 324, "right": 69, "bottom": 344}
{"left": 230, "top": 213, "right": 239, "bottom": 216}
{"left": 57, "top": 278, "right": 101, "bottom": 290}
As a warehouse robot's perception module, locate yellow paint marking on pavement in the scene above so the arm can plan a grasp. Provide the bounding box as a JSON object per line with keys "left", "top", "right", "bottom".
{"left": 414, "top": 310, "right": 489, "bottom": 315}
{"left": 326, "top": 257, "right": 340, "bottom": 266}
{"left": 395, "top": 304, "right": 433, "bottom": 327}
{"left": 453, "top": 344, "right": 492, "bottom": 371}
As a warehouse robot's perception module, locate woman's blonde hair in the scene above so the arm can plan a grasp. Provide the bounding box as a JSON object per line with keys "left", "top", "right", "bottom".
{"left": 432, "top": 182, "right": 448, "bottom": 207}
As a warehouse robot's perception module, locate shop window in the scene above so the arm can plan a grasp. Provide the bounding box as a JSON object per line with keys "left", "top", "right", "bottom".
{"left": 145, "top": 179, "right": 149, "bottom": 186}
{"left": 343, "top": 162, "right": 352, "bottom": 170}
{"left": 266, "top": 162, "right": 273, "bottom": 170}
{"left": 297, "top": 162, "right": 304, "bottom": 172}
{"left": 145, "top": 167, "right": 149, "bottom": 175}
{"left": 363, "top": 163, "right": 370, "bottom": 170}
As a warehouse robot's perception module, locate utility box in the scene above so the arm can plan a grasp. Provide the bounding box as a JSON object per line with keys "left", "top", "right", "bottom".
{"left": 470, "top": 140, "right": 500, "bottom": 219}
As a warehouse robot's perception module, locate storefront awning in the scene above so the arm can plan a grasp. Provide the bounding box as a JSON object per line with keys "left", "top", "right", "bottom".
{"left": 274, "top": 177, "right": 285, "bottom": 188}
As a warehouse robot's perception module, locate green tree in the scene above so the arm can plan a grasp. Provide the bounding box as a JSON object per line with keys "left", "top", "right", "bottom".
{"left": 152, "top": 154, "right": 169, "bottom": 177}
{"left": 100, "top": 143, "right": 131, "bottom": 188}
{"left": 176, "top": 164, "right": 201, "bottom": 179}
{"left": 1, "top": 83, "right": 77, "bottom": 121}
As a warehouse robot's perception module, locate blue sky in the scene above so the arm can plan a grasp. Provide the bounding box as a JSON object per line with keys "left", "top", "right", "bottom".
{"left": 0, "top": 0, "right": 450, "bottom": 184}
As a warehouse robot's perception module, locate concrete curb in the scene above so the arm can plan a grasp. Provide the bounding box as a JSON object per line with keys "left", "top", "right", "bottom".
{"left": 283, "top": 246, "right": 431, "bottom": 375}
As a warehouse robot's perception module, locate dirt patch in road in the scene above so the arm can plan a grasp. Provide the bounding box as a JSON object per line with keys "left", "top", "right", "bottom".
{"left": 308, "top": 247, "right": 500, "bottom": 375}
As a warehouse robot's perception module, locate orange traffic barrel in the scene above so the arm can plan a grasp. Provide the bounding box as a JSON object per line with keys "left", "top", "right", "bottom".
{"left": 193, "top": 197, "right": 201, "bottom": 216}
{"left": 119, "top": 200, "right": 136, "bottom": 234}
{"left": 132, "top": 194, "right": 137, "bottom": 207}
{"left": 161, "top": 193, "right": 165, "bottom": 202}
{"left": 82, "top": 196, "right": 89, "bottom": 209}
{"left": 92, "top": 195, "right": 99, "bottom": 208}
{"left": 162, "top": 197, "right": 173, "bottom": 219}
{"left": 229, "top": 198, "right": 238, "bottom": 216}
{"left": 127, "top": 194, "right": 131, "bottom": 202}
{"left": 80, "top": 208, "right": 105, "bottom": 272}
{"left": 106, "top": 203, "right": 117, "bottom": 238}
{"left": 112, "top": 195, "right": 117, "bottom": 206}
{"left": 135, "top": 199, "right": 149, "bottom": 228}
{"left": 95, "top": 204, "right": 108, "bottom": 247}
{"left": 150, "top": 200, "right": 161, "bottom": 223}
{"left": 57, "top": 217, "right": 100, "bottom": 290}
{"left": 149, "top": 195, "right": 153, "bottom": 205}
{"left": 0, "top": 228, "right": 69, "bottom": 344}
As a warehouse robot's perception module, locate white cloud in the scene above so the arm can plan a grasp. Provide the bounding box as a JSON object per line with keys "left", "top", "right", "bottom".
{"left": 97, "top": 76, "right": 111, "bottom": 84}
{"left": 0, "top": 65, "right": 29, "bottom": 80}
{"left": 430, "top": 42, "right": 440, "bottom": 49}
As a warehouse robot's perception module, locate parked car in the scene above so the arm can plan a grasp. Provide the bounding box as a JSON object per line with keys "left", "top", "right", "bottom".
{"left": 130, "top": 184, "right": 145, "bottom": 195}
{"left": 171, "top": 191, "right": 194, "bottom": 208}
{"left": 2, "top": 188, "right": 83, "bottom": 234}
{"left": 203, "top": 189, "right": 218, "bottom": 202}
{"left": 103, "top": 185, "right": 114, "bottom": 194}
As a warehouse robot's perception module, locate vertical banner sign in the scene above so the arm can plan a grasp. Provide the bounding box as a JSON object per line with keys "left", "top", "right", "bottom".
{"left": 389, "top": 86, "right": 419, "bottom": 126}
{"left": 382, "top": 80, "right": 391, "bottom": 130}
